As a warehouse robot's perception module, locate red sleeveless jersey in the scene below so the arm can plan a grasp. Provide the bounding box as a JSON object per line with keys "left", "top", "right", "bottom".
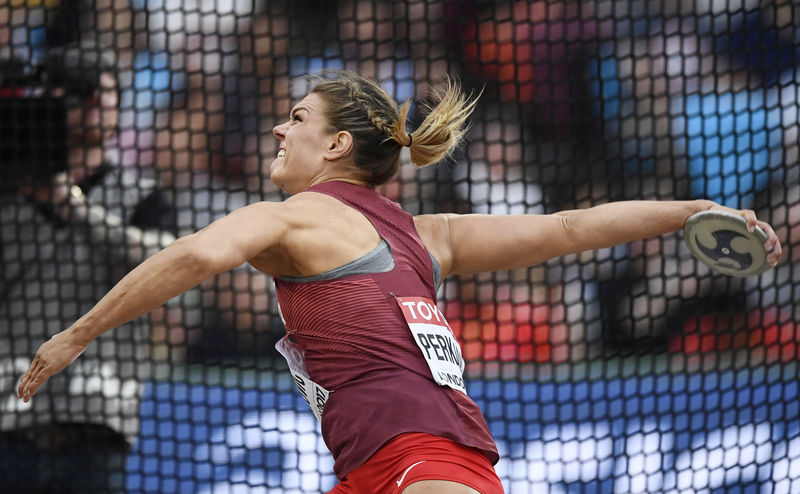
{"left": 273, "top": 181, "right": 498, "bottom": 479}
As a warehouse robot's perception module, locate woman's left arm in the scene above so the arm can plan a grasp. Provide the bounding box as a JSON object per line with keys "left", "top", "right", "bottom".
{"left": 415, "top": 199, "right": 782, "bottom": 277}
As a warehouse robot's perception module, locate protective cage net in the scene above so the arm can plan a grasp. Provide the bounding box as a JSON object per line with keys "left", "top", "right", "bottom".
{"left": 1, "top": 0, "right": 799, "bottom": 493}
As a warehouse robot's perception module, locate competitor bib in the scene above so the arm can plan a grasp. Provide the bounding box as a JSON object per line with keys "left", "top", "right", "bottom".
{"left": 275, "top": 336, "right": 331, "bottom": 422}
{"left": 396, "top": 296, "right": 467, "bottom": 394}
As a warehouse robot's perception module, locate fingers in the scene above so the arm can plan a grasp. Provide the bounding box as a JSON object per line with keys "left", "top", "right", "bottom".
{"left": 757, "top": 220, "right": 782, "bottom": 267}
{"left": 17, "top": 360, "right": 37, "bottom": 402}
{"left": 731, "top": 208, "right": 782, "bottom": 268}
{"left": 17, "top": 356, "right": 48, "bottom": 402}
{"left": 739, "top": 209, "right": 758, "bottom": 232}
{"left": 16, "top": 332, "right": 88, "bottom": 403}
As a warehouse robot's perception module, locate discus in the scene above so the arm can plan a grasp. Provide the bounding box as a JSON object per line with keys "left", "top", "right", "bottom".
{"left": 684, "top": 210, "right": 771, "bottom": 277}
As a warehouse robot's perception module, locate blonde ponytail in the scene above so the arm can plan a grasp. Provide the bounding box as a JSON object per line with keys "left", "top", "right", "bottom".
{"left": 389, "top": 78, "right": 481, "bottom": 167}
{"left": 310, "top": 70, "right": 480, "bottom": 186}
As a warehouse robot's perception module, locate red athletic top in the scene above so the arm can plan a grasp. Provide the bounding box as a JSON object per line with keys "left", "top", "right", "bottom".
{"left": 273, "top": 181, "right": 498, "bottom": 479}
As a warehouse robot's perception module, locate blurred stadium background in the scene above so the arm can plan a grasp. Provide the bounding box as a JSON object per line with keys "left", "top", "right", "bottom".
{"left": 2, "top": 0, "right": 799, "bottom": 492}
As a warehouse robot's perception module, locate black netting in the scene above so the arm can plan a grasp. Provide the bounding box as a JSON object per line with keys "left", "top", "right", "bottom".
{"left": 1, "top": 1, "right": 799, "bottom": 493}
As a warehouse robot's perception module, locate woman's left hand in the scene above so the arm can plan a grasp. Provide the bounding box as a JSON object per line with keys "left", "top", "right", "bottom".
{"left": 709, "top": 204, "right": 783, "bottom": 268}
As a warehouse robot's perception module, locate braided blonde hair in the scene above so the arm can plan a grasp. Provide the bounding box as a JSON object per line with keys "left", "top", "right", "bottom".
{"left": 307, "top": 70, "right": 479, "bottom": 186}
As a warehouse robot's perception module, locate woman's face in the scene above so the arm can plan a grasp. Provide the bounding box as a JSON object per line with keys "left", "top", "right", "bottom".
{"left": 270, "top": 92, "right": 340, "bottom": 194}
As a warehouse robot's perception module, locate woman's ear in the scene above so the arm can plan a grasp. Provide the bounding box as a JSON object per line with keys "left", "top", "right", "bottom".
{"left": 325, "top": 130, "right": 353, "bottom": 161}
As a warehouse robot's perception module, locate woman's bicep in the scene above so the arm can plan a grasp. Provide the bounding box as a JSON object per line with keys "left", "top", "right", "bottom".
{"left": 189, "top": 202, "right": 291, "bottom": 272}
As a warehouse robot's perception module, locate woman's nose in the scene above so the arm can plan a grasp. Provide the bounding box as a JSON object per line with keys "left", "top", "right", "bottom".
{"left": 273, "top": 121, "right": 287, "bottom": 139}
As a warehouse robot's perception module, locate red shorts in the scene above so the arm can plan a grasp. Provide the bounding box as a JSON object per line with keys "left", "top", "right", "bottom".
{"left": 326, "top": 432, "right": 503, "bottom": 494}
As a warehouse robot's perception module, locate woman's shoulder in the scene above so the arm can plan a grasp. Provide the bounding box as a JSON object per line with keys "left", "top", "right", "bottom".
{"left": 235, "top": 192, "right": 347, "bottom": 232}
{"left": 284, "top": 189, "right": 361, "bottom": 215}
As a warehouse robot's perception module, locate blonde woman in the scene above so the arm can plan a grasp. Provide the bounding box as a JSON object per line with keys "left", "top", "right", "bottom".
{"left": 18, "top": 71, "right": 781, "bottom": 493}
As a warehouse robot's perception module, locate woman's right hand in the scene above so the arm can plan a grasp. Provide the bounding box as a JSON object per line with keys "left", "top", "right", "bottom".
{"left": 17, "top": 330, "right": 88, "bottom": 402}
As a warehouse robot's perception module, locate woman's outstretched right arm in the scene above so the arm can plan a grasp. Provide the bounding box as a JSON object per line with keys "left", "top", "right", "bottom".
{"left": 18, "top": 200, "right": 291, "bottom": 402}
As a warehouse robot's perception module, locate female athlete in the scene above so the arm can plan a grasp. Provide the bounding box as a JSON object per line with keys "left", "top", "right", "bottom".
{"left": 18, "top": 71, "right": 782, "bottom": 493}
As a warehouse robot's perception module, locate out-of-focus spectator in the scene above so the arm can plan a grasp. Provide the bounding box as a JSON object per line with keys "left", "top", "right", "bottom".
{"left": 444, "top": 98, "right": 581, "bottom": 367}
{"left": 582, "top": 1, "right": 798, "bottom": 349}
{"left": 73, "top": 0, "right": 294, "bottom": 359}
{"left": 456, "top": 0, "right": 598, "bottom": 140}
{"left": 447, "top": 0, "right": 797, "bottom": 354}
{"left": 443, "top": 1, "right": 603, "bottom": 363}
{"left": 0, "top": 41, "right": 196, "bottom": 492}
{"left": 712, "top": 0, "right": 799, "bottom": 89}
{"left": 125, "top": 0, "right": 290, "bottom": 190}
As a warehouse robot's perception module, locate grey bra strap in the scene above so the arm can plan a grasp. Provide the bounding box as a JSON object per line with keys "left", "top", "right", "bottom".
{"left": 276, "top": 238, "right": 443, "bottom": 289}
